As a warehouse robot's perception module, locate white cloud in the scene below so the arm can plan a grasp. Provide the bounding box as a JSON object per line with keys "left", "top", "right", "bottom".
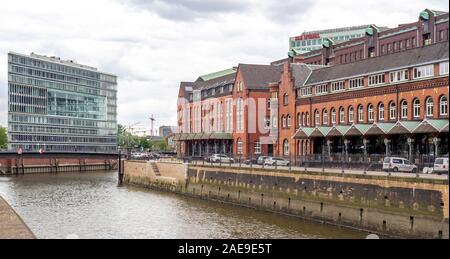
{"left": 0, "top": 0, "right": 448, "bottom": 130}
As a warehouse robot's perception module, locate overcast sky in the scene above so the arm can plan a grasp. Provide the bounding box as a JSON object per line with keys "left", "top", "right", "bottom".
{"left": 0, "top": 0, "right": 448, "bottom": 133}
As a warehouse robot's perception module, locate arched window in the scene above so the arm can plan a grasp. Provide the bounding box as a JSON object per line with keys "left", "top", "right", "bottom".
{"left": 426, "top": 97, "right": 434, "bottom": 117}
{"left": 323, "top": 110, "right": 328, "bottom": 125}
{"left": 287, "top": 115, "right": 292, "bottom": 127}
{"left": 440, "top": 96, "right": 448, "bottom": 116}
{"left": 378, "top": 103, "right": 385, "bottom": 121}
{"left": 302, "top": 112, "right": 305, "bottom": 126}
{"left": 283, "top": 139, "right": 290, "bottom": 156}
{"left": 297, "top": 113, "right": 301, "bottom": 128}
{"left": 368, "top": 104, "right": 374, "bottom": 122}
{"left": 348, "top": 106, "right": 354, "bottom": 123}
{"left": 413, "top": 99, "right": 421, "bottom": 118}
{"left": 314, "top": 110, "right": 320, "bottom": 126}
{"left": 389, "top": 102, "right": 397, "bottom": 120}
{"left": 306, "top": 112, "right": 310, "bottom": 126}
{"left": 401, "top": 100, "right": 408, "bottom": 119}
{"left": 237, "top": 138, "right": 243, "bottom": 155}
{"left": 339, "top": 107, "right": 345, "bottom": 124}
{"left": 358, "top": 105, "right": 364, "bottom": 122}
{"left": 282, "top": 115, "right": 286, "bottom": 128}
{"left": 331, "top": 108, "right": 336, "bottom": 124}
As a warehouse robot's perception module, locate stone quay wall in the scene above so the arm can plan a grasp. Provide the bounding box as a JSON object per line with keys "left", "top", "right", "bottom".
{"left": 124, "top": 161, "right": 449, "bottom": 239}
{"left": 0, "top": 196, "right": 35, "bottom": 239}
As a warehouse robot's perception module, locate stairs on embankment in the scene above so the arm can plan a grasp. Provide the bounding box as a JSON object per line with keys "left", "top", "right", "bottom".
{"left": 150, "top": 162, "right": 161, "bottom": 176}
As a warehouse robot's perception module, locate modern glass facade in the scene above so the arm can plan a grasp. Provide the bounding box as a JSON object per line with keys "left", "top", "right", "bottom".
{"left": 7, "top": 52, "right": 118, "bottom": 152}
{"left": 289, "top": 25, "right": 371, "bottom": 54}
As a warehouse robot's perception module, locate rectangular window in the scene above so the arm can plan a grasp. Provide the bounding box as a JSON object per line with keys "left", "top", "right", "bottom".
{"left": 389, "top": 70, "right": 409, "bottom": 83}
{"left": 301, "top": 87, "right": 312, "bottom": 97}
{"left": 254, "top": 141, "right": 261, "bottom": 155}
{"left": 413, "top": 65, "right": 434, "bottom": 79}
{"left": 331, "top": 81, "right": 345, "bottom": 92}
{"left": 368, "top": 74, "right": 385, "bottom": 86}
{"left": 315, "top": 84, "right": 328, "bottom": 94}
{"left": 439, "top": 62, "right": 449, "bottom": 75}
{"left": 349, "top": 78, "right": 364, "bottom": 89}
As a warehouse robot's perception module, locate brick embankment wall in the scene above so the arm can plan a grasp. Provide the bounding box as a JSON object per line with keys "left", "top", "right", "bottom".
{"left": 124, "top": 162, "right": 449, "bottom": 239}
{"left": 0, "top": 196, "right": 35, "bottom": 239}
{"left": 0, "top": 158, "right": 117, "bottom": 175}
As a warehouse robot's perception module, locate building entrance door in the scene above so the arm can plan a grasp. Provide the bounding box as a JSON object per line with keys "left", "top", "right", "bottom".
{"left": 268, "top": 144, "right": 274, "bottom": 156}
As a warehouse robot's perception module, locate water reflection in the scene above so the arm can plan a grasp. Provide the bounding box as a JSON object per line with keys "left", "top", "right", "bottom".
{"left": 0, "top": 172, "right": 366, "bottom": 239}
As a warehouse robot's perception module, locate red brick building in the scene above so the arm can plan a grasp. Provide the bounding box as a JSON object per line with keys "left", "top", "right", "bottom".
{"left": 294, "top": 9, "right": 449, "bottom": 66}
{"left": 287, "top": 41, "right": 449, "bottom": 162}
{"left": 175, "top": 65, "right": 281, "bottom": 159}
{"left": 176, "top": 9, "right": 449, "bottom": 162}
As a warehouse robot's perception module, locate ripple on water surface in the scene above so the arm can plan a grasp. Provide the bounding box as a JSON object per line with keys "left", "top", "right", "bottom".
{"left": 0, "top": 172, "right": 366, "bottom": 239}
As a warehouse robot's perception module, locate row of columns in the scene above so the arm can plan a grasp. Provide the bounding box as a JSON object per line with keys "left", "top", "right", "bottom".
{"left": 189, "top": 140, "right": 232, "bottom": 156}
{"left": 324, "top": 137, "right": 442, "bottom": 158}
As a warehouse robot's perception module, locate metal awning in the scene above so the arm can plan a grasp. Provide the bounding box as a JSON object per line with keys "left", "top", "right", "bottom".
{"left": 310, "top": 128, "right": 325, "bottom": 137}
{"left": 345, "top": 125, "right": 364, "bottom": 136}
{"left": 202, "top": 133, "right": 213, "bottom": 140}
{"left": 327, "top": 126, "right": 351, "bottom": 137}
{"left": 387, "top": 121, "right": 420, "bottom": 135}
{"left": 365, "top": 123, "right": 395, "bottom": 135}
{"left": 413, "top": 119, "right": 449, "bottom": 134}
{"left": 193, "top": 133, "right": 204, "bottom": 140}
{"left": 186, "top": 133, "right": 196, "bottom": 140}
{"left": 293, "top": 127, "right": 315, "bottom": 139}
{"left": 173, "top": 134, "right": 181, "bottom": 141}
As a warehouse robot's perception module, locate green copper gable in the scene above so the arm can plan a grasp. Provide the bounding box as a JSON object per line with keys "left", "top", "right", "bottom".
{"left": 420, "top": 11, "right": 430, "bottom": 20}
{"left": 199, "top": 68, "right": 236, "bottom": 81}
{"left": 365, "top": 27, "right": 374, "bottom": 36}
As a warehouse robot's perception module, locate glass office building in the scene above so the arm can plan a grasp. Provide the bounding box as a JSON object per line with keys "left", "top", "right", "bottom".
{"left": 7, "top": 52, "right": 118, "bottom": 152}
{"left": 289, "top": 25, "right": 375, "bottom": 55}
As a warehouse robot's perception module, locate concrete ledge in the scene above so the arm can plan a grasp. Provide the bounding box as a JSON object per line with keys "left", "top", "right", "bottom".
{"left": 0, "top": 196, "right": 35, "bottom": 239}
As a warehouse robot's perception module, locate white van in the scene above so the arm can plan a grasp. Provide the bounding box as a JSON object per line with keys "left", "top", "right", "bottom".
{"left": 433, "top": 157, "right": 449, "bottom": 174}
{"left": 383, "top": 157, "right": 418, "bottom": 173}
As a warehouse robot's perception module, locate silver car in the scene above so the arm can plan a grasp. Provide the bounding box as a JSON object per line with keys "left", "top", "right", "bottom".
{"left": 264, "top": 157, "right": 291, "bottom": 167}
{"left": 209, "top": 154, "right": 234, "bottom": 163}
{"left": 383, "top": 157, "right": 418, "bottom": 173}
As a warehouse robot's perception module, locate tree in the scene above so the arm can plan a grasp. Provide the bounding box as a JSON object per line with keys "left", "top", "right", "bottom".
{"left": 0, "top": 126, "right": 7, "bottom": 150}
{"left": 151, "top": 140, "right": 168, "bottom": 152}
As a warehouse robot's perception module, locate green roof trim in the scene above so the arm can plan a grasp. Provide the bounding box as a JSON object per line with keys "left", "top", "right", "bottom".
{"left": 322, "top": 38, "right": 332, "bottom": 48}
{"left": 365, "top": 27, "right": 374, "bottom": 36}
{"left": 293, "top": 127, "right": 316, "bottom": 139}
{"left": 335, "top": 125, "right": 352, "bottom": 135}
{"left": 199, "top": 68, "right": 236, "bottom": 81}
{"left": 318, "top": 127, "right": 333, "bottom": 136}
{"left": 354, "top": 124, "right": 372, "bottom": 135}
{"left": 377, "top": 123, "right": 396, "bottom": 133}
{"left": 427, "top": 119, "right": 449, "bottom": 132}
{"left": 400, "top": 121, "right": 421, "bottom": 132}
{"left": 186, "top": 133, "right": 197, "bottom": 140}
{"left": 420, "top": 11, "right": 430, "bottom": 20}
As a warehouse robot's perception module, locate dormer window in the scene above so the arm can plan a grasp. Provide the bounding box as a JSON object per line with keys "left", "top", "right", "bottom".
{"left": 331, "top": 81, "right": 345, "bottom": 92}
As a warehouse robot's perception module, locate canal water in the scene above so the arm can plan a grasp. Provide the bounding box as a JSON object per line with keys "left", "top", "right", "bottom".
{"left": 0, "top": 171, "right": 367, "bottom": 239}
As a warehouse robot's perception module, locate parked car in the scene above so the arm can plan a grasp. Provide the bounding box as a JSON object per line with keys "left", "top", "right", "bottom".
{"left": 243, "top": 159, "right": 257, "bottom": 165}
{"left": 209, "top": 154, "right": 235, "bottom": 163}
{"left": 264, "top": 157, "right": 291, "bottom": 167}
{"left": 257, "top": 156, "right": 271, "bottom": 165}
{"left": 383, "top": 157, "right": 418, "bottom": 173}
{"left": 433, "top": 157, "right": 449, "bottom": 175}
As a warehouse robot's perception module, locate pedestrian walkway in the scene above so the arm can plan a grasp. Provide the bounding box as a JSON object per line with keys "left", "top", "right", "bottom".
{"left": 0, "top": 195, "right": 35, "bottom": 239}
